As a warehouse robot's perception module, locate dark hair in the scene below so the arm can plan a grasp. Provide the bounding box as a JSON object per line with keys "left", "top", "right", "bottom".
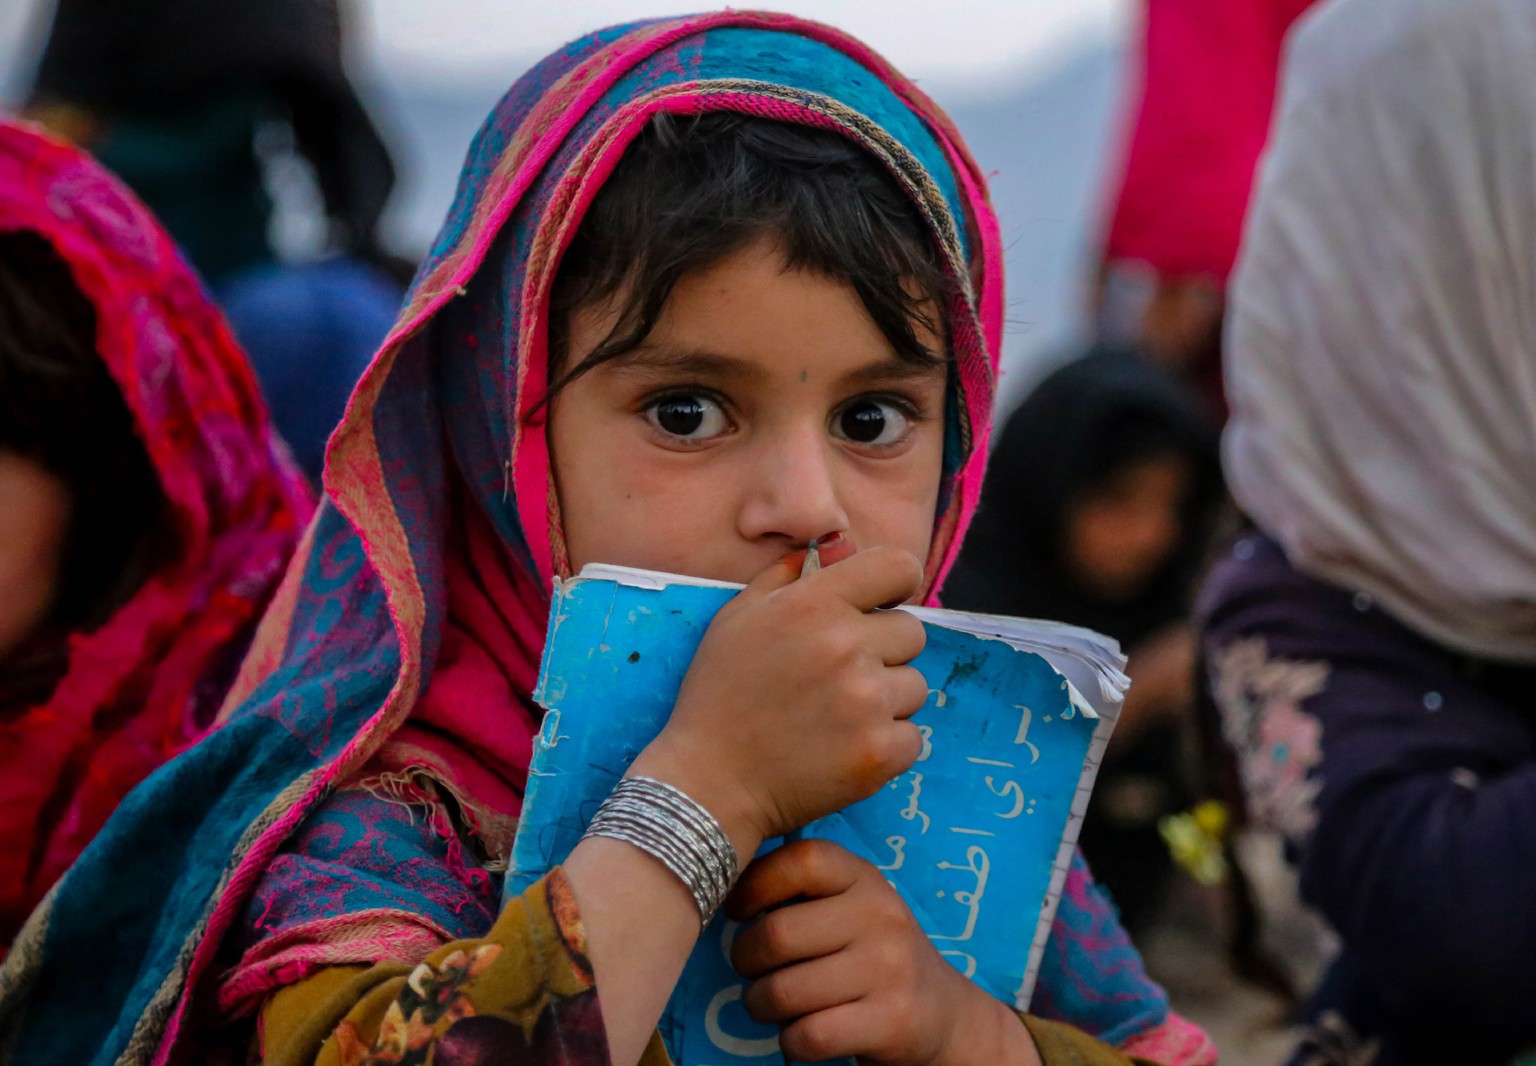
{"left": 545, "top": 112, "right": 955, "bottom": 397}
{"left": 0, "top": 230, "right": 166, "bottom": 634}
{"left": 1073, "top": 411, "right": 1205, "bottom": 503}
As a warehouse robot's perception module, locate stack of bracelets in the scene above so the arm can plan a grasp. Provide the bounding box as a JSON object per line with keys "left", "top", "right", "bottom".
{"left": 582, "top": 775, "right": 741, "bottom": 926}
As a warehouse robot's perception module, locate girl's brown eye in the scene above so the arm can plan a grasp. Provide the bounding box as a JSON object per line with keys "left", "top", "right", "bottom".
{"left": 834, "top": 399, "right": 910, "bottom": 446}
{"left": 645, "top": 394, "right": 729, "bottom": 440}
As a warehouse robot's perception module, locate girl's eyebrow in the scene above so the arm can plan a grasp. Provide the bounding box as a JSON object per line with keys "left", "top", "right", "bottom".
{"left": 608, "top": 343, "right": 765, "bottom": 382}
{"left": 840, "top": 356, "right": 948, "bottom": 388}
{"left": 607, "top": 344, "right": 944, "bottom": 387}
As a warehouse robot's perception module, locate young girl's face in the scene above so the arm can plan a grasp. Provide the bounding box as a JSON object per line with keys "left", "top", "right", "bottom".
{"left": 0, "top": 451, "right": 69, "bottom": 661}
{"left": 1062, "top": 453, "right": 1191, "bottom": 601}
{"left": 550, "top": 237, "right": 948, "bottom": 587}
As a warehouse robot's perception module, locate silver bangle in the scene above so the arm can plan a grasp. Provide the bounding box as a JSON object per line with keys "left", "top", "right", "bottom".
{"left": 582, "top": 776, "right": 740, "bottom": 927}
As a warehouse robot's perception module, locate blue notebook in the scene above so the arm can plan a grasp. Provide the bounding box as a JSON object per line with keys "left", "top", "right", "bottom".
{"left": 507, "top": 564, "right": 1127, "bottom": 1066}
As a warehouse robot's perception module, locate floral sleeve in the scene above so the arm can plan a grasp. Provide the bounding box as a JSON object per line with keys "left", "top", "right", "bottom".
{"left": 258, "top": 867, "right": 669, "bottom": 1066}
{"left": 259, "top": 866, "right": 1182, "bottom": 1066}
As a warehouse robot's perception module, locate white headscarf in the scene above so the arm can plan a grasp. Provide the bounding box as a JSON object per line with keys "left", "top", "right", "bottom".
{"left": 1224, "top": 0, "right": 1536, "bottom": 663}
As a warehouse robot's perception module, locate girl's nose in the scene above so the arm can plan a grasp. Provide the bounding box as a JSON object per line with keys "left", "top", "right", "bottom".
{"left": 735, "top": 426, "right": 849, "bottom": 548}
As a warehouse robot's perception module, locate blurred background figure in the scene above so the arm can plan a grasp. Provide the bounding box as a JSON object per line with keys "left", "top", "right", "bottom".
{"left": 24, "top": 0, "right": 406, "bottom": 477}
{"left": 1202, "top": 0, "right": 1536, "bottom": 1061}
{"left": 944, "top": 347, "right": 1223, "bottom": 936}
{"left": 0, "top": 119, "right": 311, "bottom": 941}
{"left": 1093, "top": 0, "right": 1317, "bottom": 419}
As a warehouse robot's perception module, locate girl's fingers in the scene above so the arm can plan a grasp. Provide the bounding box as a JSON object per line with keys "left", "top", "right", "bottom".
{"left": 887, "top": 665, "right": 930, "bottom": 720}
{"left": 726, "top": 840, "right": 865, "bottom": 921}
{"left": 736, "top": 549, "right": 814, "bottom": 604}
{"left": 741, "top": 950, "right": 867, "bottom": 1024}
{"left": 868, "top": 608, "right": 927, "bottom": 666}
{"left": 778, "top": 1000, "right": 883, "bottom": 1063}
{"left": 731, "top": 894, "right": 854, "bottom": 978}
{"left": 813, "top": 545, "right": 924, "bottom": 613}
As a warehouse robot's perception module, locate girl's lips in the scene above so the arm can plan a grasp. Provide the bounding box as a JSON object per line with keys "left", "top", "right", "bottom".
{"left": 773, "top": 533, "right": 859, "bottom": 579}
{"left": 813, "top": 531, "right": 857, "bottom": 567}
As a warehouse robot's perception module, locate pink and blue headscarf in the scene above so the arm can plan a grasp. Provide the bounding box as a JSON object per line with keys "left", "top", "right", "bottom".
{"left": 0, "top": 15, "right": 1209, "bottom": 1064}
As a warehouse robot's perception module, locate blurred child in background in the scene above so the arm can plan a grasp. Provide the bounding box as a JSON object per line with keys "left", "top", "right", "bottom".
{"left": 946, "top": 348, "right": 1222, "bottom": 934}
{"left": 0, "top": 119, "right": 311, "bottom": 941}
{"left": 1093, "top": 0, "right": 1318, "bottom": 419}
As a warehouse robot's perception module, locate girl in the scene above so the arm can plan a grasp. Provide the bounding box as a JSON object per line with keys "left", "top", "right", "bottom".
{"left": 945, "top": 348, "right": 1222, "bottom": 934}
{"left": 0, "top": 17, "right": 1213, "bottom": 1066}
{"left": 0, "top": 119, "right": 311, "bottom": 942}
{"left": 1202, "top": 0, "right": 1536, "bottom": 1061}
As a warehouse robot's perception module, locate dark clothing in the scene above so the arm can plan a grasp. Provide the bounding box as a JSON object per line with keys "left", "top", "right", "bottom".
{"left": 80, "top": 87, "right": 276, "bottom": 282}
{"left": 31, "top": 0, "right": 396, "bottom": 278}
{"left": 1200, "top": 532, "right": 1536, "bottom": 1065}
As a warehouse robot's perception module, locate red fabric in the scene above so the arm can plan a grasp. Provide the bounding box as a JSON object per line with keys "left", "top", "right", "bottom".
{"left": 375, "top": 495, "right": 546, "bottom": 849}
{"left": 0, "top": 120, "right": 313, "bottom": 939}
{"left": 1103, "top": 0, "right": 1318, "bottom": 282}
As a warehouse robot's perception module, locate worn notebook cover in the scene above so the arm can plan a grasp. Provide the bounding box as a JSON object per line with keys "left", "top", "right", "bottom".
{"left": 507, "top": 565, "right": 1125, "bottom": 1066}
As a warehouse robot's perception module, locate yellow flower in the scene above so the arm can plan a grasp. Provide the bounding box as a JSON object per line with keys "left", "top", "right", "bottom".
{"left": 1159, "top": 801, "right": 1229, "bottom": 886}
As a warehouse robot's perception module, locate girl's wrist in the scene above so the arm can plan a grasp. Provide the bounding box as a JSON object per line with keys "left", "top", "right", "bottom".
{"left": 933, "top": 989, "right": 1042, "bottom": 1066}
{"left": 628, "top": 738, "right": 767, "bottom": 860}
{"left": 583, "top": 776, "right": 740, "bottom": 925}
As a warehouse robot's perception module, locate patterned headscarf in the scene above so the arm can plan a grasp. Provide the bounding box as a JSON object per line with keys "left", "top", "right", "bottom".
{"left": 0, "top": 120, "right": 311, "bottom": 942}
{"left": 0, "top": 19, "right": 1206, "bottom": 1065}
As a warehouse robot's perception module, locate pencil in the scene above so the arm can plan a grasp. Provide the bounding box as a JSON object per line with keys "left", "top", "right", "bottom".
{"left": 801, "top": 537, "right": 821, "bottom": 576}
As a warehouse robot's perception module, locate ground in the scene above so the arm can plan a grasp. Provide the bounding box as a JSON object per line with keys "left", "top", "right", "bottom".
{"left": 1139, "top": 831, "right": 1335, "bottom": 1065}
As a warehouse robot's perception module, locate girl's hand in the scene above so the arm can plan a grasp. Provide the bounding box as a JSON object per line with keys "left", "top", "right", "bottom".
{"left": 630, "top": 545, "right": 929, "bottom": 856}
{"left": 727, "top": 841, "right": 1043, "bottom": 1066}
